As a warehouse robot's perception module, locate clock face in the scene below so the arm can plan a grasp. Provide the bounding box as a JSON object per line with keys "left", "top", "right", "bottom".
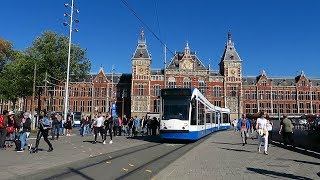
{"left": 229, "top": 68, "right": 237, "bottom": 76}
{"left": 136, "top": 66, "right": 146, "bottom": 75}
{"left": 181, "top": 60, "right": 193, "bottom": 70}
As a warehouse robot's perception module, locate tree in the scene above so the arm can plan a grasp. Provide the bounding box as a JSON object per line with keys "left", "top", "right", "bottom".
{"left": 0, "top": 31, "right": 91, "bottom": 110}
{"left": 0, "top": 38, "right": 14, "bottom": 72}
{"left": 25, "top": 31, "right": 91, "bottom": 83}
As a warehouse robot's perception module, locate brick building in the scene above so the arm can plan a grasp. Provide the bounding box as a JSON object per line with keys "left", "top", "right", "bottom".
{"left": 2, "top": 30, "right": 320, "bottom": 120}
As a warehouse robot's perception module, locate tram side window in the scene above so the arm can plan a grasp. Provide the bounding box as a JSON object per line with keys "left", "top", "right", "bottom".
{"left": 198, "top": 102, "right": 205, "bottom": 125}
{"left": 212, "top": 112, "right": 216, "bottom": 124}
{"left": 206, "top": 113, "right": 211, "bottom": 123}
{"left": 191, "top": 98, "right": 197, "bottom": 125}
{"left": 222, "top": 113, "right": 229, "bottom": 123}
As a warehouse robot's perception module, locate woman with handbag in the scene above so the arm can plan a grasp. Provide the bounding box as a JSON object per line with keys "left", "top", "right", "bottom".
{"left": 256, "top": 111, "right": 269, "bottom": 155}
{"left": 5, "top": 113, "right": 15, "bottom": 148}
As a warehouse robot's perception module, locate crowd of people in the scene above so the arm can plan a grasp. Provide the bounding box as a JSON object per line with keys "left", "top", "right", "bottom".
{"left": 232, "top": 111, "right": 295, "bottom": 155}
{"left": 79, "top": 113, "right": 161, "bottom": 145}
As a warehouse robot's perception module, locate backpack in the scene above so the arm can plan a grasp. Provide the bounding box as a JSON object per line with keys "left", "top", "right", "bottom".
{"left": 0, "top": 115, "right": 4, "bottom": 128}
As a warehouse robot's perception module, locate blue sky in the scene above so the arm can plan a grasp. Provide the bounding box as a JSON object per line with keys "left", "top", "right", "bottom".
{"left": 1, "top": 0, "right": 320, "bottom": 78}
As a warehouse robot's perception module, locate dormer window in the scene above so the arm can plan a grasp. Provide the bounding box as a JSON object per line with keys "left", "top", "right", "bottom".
{"left": 230, "top": 55, "right": 234, "bottom": 60}
{"left": 302, "top": 81, "right": 306, "bottom": 86}
{"left": 99, "top": 77, "right": 103, "bottom": 83}
{"left": 261, "top": 81, "right": 267, "bottom": 86}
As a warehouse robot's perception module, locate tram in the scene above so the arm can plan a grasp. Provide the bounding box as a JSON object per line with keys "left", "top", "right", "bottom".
{"left": 159, "top": 88, "right": 230, "bottom": 140}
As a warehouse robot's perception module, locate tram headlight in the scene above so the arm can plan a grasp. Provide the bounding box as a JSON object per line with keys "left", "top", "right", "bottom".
{"left": 182, "top": 127, "right": 185, "bottom": 130}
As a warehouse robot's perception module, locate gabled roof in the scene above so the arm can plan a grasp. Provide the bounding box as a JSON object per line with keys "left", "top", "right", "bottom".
{"left": 220, "top": 32, "right": 241, "bottom": 62}
{"left": 242, "top": 71, "right": 320, "bottom": 86}
{"left": 167, "top": 42, "right": 207, "bottom": 70}
{"left": 132, "top": 29, "right": 151, "bottom": 59}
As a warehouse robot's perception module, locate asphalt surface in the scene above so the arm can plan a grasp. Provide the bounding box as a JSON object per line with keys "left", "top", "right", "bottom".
{"left": 15, "top": 136, "right": 207, "bottom": 180}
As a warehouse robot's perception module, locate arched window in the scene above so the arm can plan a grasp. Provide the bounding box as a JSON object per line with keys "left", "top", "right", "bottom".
{"left": 168, "top": 77, "right": 176, "bottom": 88}
{"left": 214, "top": 86, "right": 221, "bottom": 97}
{"left": 183, "top": 77, "right": 191, "bottom": 88}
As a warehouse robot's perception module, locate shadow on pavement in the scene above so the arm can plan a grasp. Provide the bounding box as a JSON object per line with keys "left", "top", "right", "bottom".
{"left": 276, "top": 158, "right": 320, "bottom": 166}
{"left": 219, "top": 147, "right": 253, "bottom": 153}
{"left": 271, "top": 141, "right": 320, "bottom": 159}
{"left": 246, "top": 167, "right": 313, "bottom": 180}
{"left": 68, "top": 168, "right": 94, "bottom": 180}
{"left": 211, "top": 141, "right": 243, "bottom": 145}
{"left": 126, "top": 135, "right": 193, "bottom": 144}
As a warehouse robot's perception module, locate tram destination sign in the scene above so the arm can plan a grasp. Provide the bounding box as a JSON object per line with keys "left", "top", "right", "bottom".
{"left": 161, "top": 88, "right": 192, "bottom": 96}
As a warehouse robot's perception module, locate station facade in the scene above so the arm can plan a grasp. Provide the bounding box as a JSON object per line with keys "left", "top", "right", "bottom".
{"left": 2, "top": 30, "right": 320, "bottom": 120}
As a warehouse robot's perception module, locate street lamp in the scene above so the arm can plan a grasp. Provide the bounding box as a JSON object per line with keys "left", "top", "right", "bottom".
{"left": 63, "top": 0, "right": 79, "bottom": 122}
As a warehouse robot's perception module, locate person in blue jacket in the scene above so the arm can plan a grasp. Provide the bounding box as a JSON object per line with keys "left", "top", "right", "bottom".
{"left": 237, "top": 114, "right": 251, "bottom": 146}
{"left": 33, "top": 110, "right": 53, "bottom": 152}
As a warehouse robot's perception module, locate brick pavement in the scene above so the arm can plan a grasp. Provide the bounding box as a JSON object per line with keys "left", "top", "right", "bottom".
{"left": 0, "top": 133, "right": 150, "bottom": 180}
{"left": 155, "top": 130, "right": 320, "bottom": 180}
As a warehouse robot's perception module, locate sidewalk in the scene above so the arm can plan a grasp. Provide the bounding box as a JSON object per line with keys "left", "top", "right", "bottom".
{"left": 155, "top": 130, "right": 320, "bottom": 180}
{"left": 0, "top": 133, "right": 150, "bottom": 180}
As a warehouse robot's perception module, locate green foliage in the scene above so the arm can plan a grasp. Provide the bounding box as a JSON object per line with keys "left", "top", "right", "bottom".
{"left": 0, "top": 31, "right": 91, "bottom": 106}
{"left": 0, "top": 38, "right": 14, "bottom": 72}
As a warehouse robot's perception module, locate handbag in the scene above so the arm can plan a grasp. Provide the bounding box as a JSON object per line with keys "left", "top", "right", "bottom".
{"left": 7, "top": 126, "right": 14, "bottom": 133}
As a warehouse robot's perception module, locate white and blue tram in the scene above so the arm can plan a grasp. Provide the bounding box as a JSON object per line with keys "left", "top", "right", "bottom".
{"left": 159, "top": 88, "right": 230, "bottom": 140}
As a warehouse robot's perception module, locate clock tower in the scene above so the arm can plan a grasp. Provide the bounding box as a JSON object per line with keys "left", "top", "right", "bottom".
{"left": 131, "top": 29, "right": 151, "bottom": 118}
{"left": 219, "top": 32, "right": 243, "bottom": 120}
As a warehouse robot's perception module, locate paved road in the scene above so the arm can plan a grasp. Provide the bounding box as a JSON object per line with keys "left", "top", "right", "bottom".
{"left": 155, "top": 130, "right": 320, "bottom": 180}
{"left": 2, "top": 129, "right": 319, "bottom": 179}
{"left": 1, "top": 133, "right": 150, "bottom": 180}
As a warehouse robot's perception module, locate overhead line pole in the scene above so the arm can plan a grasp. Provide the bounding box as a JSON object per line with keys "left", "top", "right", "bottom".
{"left": 31, "top": 62, "right": 37, "bottom": 130}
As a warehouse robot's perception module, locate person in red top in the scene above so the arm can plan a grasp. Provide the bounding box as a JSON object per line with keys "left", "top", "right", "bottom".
{"left": 237, "top": 114, "right": 251, "bottom": 146}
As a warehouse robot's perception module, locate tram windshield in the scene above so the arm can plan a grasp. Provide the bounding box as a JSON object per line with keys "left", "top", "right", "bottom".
{"left": 162, "top": 97, "right": 190, "bottom": 120}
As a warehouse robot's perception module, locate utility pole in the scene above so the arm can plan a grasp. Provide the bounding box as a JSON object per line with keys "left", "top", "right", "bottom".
{"left": 31, "top": 63, "right": 37, "bottom": 130}
{"left": 122, "top": 89, "right": 124, "bottom": 118}
{"left": 44, "top": 71, "right": 48, "bottom": 116}
{"left": 164, "top": 44, "right": 166, "bottom": 89}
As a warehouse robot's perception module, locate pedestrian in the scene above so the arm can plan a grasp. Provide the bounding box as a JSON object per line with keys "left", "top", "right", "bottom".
{"left": 6, "top": 112, "right": 16, "bottom": 148}
{"left": 266, "top": 118, "right": 273, "bottom": 146}
{"left": 65, "top": 116, "right": 73, "bottom": 136}
{"left": 92, "top": 112, "right": 106, "bottom": 144}
{"left": 279, "top": 114, "right": 295, "bottom": 147}
{"left": 147, "top": 116, "right": 152, "bottom": 136}
{"left": 122, "top": 115, "right": 128, "bottom": 136}
{"left": 133, "top": 116, "right": 140, "bottom": 137}
{"left": 237, "top": 114, "right": 251, "bottom": 146}
{"left": 232, "top": 119, "right": 238, "bottom": 132}
{"left": 128, "top": 117, "right": 134, "bottom": 137}
{"left": 17, "top": 112, "right": 32, "bottom": 152}
{"left": 118, "top": 116, "right": 122, "bottom": 136}
{"left": 113, "top": 115, "right": 119, "bottom": 136}
{"left": 0, "top": 110, "right": 9, "bottom": 150}
{"left": 51, "top": 113, "right": 61, "bottom": 140}
{"left": 256, "top": 111, "right": 269, "bottom": 155}
{"left": 104, "top": 112, "right": 113, "bottom": 144}
{"left": 151, "top": 117, "right": 158, "bottom": 136}
{"left": 33, "top": 110, "right": 53, "bottom": 152}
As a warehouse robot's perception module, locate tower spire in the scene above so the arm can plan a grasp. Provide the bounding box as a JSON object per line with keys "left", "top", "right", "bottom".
{"left": 138, "top": 27, "right": 146, "bottom": 44}
{"left": 228, "top": 31, "right": 232, "bottom": 44}
{"left": 184, "top": 40, "right": 190, "bottom": 55}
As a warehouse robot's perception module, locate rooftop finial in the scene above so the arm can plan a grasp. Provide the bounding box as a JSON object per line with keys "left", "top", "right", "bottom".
{"left": 228, "top": 31, "right": 232, "bottom": 43}
{"left": 184, "top": 40, "right": 190, "bottom": 55}
{"left": 138, "top": 27, "right": 145, "bottom": 44}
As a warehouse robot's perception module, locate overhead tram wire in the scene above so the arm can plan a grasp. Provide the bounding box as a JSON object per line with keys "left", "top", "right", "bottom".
{"left": 120, "top": 0, "right": 174, "bottom": 56}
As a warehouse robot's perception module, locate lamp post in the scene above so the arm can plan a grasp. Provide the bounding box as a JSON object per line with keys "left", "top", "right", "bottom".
{"left": 63, "top": 0, "right": 79, "bottom": 122}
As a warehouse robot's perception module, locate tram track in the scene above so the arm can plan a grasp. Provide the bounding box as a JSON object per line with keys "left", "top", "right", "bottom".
{"left": 15, "top": 134, "right": 210, "bottom": 180}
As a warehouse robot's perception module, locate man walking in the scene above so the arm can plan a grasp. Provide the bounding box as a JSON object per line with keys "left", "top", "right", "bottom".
{"left": 279, "top": 114, "right": 295, "bottom": 147}
{"left": 33, "top": 110, "right": 53, "bottom": 152}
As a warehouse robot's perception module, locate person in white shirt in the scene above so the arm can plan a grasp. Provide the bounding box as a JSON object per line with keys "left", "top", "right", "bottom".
{"left": 256, "top": 111, "right": 269, "bottom": 155}
{"left": 266, "top": 119, "right": 273, "bottom": 147}
{"left": 92, "top": 112, "right": 106, "bottom": 144}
